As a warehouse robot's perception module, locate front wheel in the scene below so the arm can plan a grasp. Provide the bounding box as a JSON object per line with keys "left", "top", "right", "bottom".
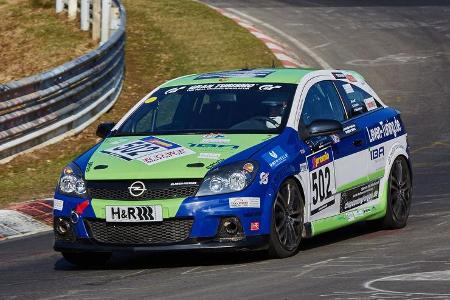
{"left": 380, "top": 156, "right": 412, "bottom": 229}
{"left": 268, "top": 178, "right": 304, "bottom": 258}
{"left": 62, "top": 251, "right": 112, "bottom": 267}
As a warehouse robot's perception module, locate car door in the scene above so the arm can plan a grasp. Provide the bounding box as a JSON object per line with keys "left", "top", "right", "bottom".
{"left": 333, "top": 80, "right": 386, "bottom": 214}
{"left": 299, "top": 79, "right": 370, "bottom": 221}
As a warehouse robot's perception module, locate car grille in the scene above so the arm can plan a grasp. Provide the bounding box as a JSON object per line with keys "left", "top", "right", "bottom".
{"left": 87, "top": 180, "right": 201, "bottom": 200}
{"left": 84, "top": 218, "right": 194, "bottom": 245}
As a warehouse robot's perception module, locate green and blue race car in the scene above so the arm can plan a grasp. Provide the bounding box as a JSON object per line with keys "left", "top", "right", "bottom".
{"left": 53, "top": 68, "right": 412, "bottom": 266}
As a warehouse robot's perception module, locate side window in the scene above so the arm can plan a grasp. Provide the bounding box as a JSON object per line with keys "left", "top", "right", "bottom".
{"left": 334, "top": 81, "right": 381, "bottom": 117}
{"left": 300, "top": 80, "right": 347, "bottom": 126}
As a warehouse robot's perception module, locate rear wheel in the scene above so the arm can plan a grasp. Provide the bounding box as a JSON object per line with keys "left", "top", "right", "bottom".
{"left": 268, "top": 178, "right": 304, "bottom": 258}
{"left": 62, "top": 252, "right": 112, "bottom": 267}
{"left": 380, "top": 156, "right": 412, "bottom": 229}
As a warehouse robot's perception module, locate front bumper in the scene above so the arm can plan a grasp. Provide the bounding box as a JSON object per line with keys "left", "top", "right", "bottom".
{"left": 54, "top": 235, "right": 270, "bottom": 253}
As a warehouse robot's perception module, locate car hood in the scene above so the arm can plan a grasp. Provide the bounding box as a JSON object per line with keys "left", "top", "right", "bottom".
{"left": 85, "top": 134, "right": 275, "bottom": 180}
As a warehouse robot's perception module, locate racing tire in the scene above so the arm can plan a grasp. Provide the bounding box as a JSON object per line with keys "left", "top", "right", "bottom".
{"left": 268, "top": 178, "right": 304, "bottom": 258}
{"left": 380, "top": 156, "right": 412, "bottom": 229}
{"left": 62, "top": 252, "right": 112, "bottom": 267}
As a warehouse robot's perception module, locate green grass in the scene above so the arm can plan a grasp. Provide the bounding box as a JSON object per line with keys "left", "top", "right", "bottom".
{"left": 0, "top": 0, "right": 94, "bottom": 83}
{"left": 0, "top": 0, "right": 279, "bottom": 207}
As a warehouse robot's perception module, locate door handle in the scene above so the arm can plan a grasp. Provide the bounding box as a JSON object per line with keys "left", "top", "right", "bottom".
{"left": 353, "top": 139, "right": 363, "bottom": 147}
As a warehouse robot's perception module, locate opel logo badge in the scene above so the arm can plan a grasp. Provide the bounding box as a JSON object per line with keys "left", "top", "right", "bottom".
{"left": 128, "top": 181, "right": 146, "bottom": 197}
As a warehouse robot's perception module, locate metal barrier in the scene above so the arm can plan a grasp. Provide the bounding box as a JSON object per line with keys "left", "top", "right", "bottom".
{"left": 0, "top": 0, "right": 126, "bottom": 163}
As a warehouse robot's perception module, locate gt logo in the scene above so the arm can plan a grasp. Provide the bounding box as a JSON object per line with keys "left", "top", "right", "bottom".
{"left": 165, "top": 86, "right": 185, "bottom": 94}
{"left": 370, "top": 146, "right": 385, "bottom": 160}
{"left": 259, "top": 84, "right": 281, "bottom": 91}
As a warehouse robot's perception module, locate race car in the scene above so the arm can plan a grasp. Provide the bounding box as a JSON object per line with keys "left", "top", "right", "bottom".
{"left": 53, "top": 68, "right": 412, "bottom": 266}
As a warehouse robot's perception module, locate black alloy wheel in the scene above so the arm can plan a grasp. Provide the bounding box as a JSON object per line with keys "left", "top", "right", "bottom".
{"left": 268, "top": 178, "right": 304, "bottom": 258}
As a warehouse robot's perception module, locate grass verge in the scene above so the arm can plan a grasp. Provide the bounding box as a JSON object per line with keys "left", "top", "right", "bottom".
{"left": 0, "top": 0, "right": 94, "bottom": 83}
{"left": 0, "top": 0, "right": 280, "bottom": 207}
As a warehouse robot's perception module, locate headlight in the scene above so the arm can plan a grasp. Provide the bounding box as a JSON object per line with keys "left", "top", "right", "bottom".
{"left": 196, "top": 161, "right": 258, "bottom": 197}
{"left": 57, "top": 163, "right": 87, "bottom": 197}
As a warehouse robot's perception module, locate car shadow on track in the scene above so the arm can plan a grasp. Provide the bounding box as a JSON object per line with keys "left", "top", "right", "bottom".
{"left": 53, "top": 221, "right": 390, "bottom": 271}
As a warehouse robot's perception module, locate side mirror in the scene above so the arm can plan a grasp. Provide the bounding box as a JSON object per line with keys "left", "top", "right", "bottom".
{"left": 96, "top": 122, "right": 116, "bottom": 138}
{"left": 302, "top": 119, "right": 343, "bottom": 139}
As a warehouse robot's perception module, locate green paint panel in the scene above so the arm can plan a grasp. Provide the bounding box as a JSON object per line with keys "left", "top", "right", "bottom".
{"left": 336, "top": 168, "right": 385, "bottom": 193}
{"left": 91, "top": 198, "right": 185, "bottom": 219}
{"left": 312, "top": 181, "right": 388, "bottom": 236}
{"left": 86, "top": 134, "right": 275, "bottom": 180}
{"left": 160, "top": 68, "right": 316, "bottom": 87}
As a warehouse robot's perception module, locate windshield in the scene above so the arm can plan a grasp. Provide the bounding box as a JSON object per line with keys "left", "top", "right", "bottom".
{"left": 117, "top": 83, "right": 297, "bottom": 135}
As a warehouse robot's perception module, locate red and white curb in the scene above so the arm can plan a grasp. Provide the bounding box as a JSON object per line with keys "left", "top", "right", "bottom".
{"left": 0, "top": 199, "right": 53, "bottom": 241}
{"left": 210, "top": 6, "right": 308, "bottom": 68}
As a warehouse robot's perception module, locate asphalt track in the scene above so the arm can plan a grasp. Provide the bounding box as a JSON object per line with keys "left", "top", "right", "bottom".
{"left": 1, "top": 1, "right": 450, "bottom": 299}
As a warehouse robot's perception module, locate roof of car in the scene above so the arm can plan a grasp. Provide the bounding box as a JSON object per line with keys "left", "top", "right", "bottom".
{"left": 159, "top": 68, "right": 318, "bottom": 87}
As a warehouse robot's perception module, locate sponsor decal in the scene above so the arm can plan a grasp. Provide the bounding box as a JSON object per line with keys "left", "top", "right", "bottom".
{"left": 343, "top": 124, "right": 357, "bottom": 134}
{"left": 342, "top": 83, "right": 354, "bottom": 94}
{"left": 250, "top": 222, "right": 260, "bottom": 231}
{"left": 345, "top": 207, "right": 374, "bottom": 221}
{"left": 259, "top": 172, "right": 269, "bottom": 185}
{"left": 144, "top": 96, "right": 158, "bottom": 104}
{"left": 387, "top": 144, "right": 404, "bottom": 165}
{"left": 262, "top": 146, "right": 289, "bottom": 168}
{"left": 106, "top": 205, "right": 163, "bottom": 222}
{"left": 346, "top": 74, "right": 357, "bottom": 82}
{"left": 332, "top": 72, "right": 346, "bottom": 79}
{"left": 206, "top": 159, "right": 225, "bottom": 170}
{"left": 366, "top": 117, "right": 403, "bottom": 143}
{"left": 86, "top": 161, "right": 93, "bottom": 172}
{"left": 330, "top": 134, "right": 340, "bottom": 143}
{"left": 364, "top": 97, "right": 377, "bottom": 111}
{"left": 188, "top": 143, "right": 239, "bottom": 150}
{"left": 186, "top": 83, "right": 256, "bottom": 91}
{"left": 346, "top": 211, "right": 355, "bottom": 221}
{"left": 311, "top": 200, "right": 335, "bottom": 216}
{"left": 313, "top": 152, "right": 330, "bottom": 169}
{"left": 308, "top": 148, "right": 333, "bottom": 171}
{"left": 198, "top": 152, "right": 221, "bottom": 160}
{"left": 54, "top": 199, "right": 64, "bottom": 211}
{"left": 201, "top": 133, "right": 230, "bottom": 144}
{"left": 340, "top": 180, "right": 380, "bottom": 212}
{"left": 300, "top": 162, "right": 308, "bottom": 173}
{"left": 259, "top": 84, "right": 281, "bottom": 91}
{"left": 243, "top": 162, "right": 254, "bottom": 173}
{"left": 370, "top": 146, "right": 385, "bottom": 161}
{"left": 229, "top": 197, "right": 260, "bottom": 208}
{"left": 140, "top": 148, "right": 194, "bottom": 165}
{"left": 195, "top": 69, "right": 274, "bottom": 80}
{"left": 170, "top": 181, "right": 198, "bottom": 186}
{"left": 101, "top": 136, "right": 195, "bottom": 165}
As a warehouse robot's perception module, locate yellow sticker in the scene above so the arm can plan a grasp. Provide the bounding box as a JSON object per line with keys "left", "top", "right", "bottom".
{"left": 144, "top": 96, "right": 157, "bottom": 104}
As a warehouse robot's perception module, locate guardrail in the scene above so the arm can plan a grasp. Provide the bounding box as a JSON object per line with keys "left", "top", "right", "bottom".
{"left": 0, "top": 0, "right": 126, "bottom": 163}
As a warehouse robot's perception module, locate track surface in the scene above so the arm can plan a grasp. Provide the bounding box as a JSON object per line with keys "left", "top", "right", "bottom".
{"left": 1, "top": 1, "right": 450, "bottom": 299}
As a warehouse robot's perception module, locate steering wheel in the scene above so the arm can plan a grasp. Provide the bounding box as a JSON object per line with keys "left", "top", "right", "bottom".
{"left": 249, "top": 116, "right": 280, "bottom": 127}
